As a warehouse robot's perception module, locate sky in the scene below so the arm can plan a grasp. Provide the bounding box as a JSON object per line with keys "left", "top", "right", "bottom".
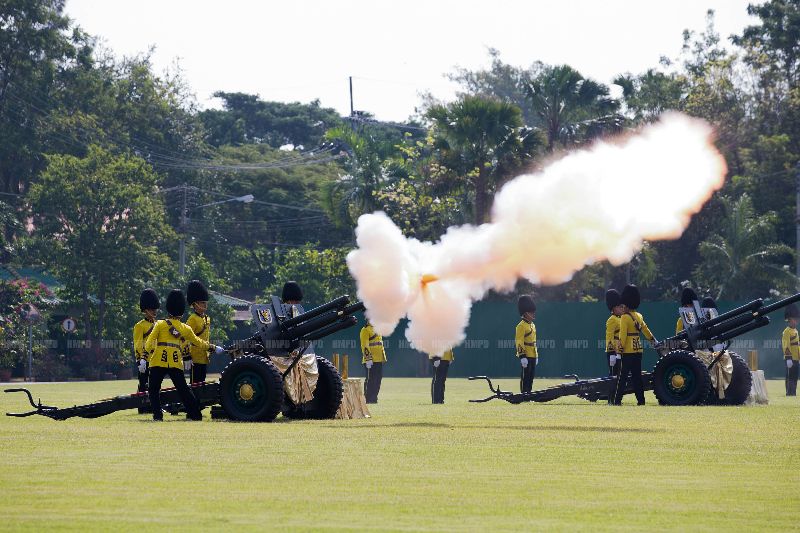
{"left": 64, "top": 0, "right": 759, "bottom": 122}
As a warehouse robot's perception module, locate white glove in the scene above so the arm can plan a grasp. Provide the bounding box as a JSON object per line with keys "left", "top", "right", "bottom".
{"left": 788, "top": 359, "right": 794, "bottom": 369}
{"left": 520, "top": 357, "right": 528, "bottom": 369}
{"left": 365, "top": 360, "right": 373, "bottom": 369}
{"left": 616, "top": 355, "right": 622, "bottom": 362}
{"left": 609, "top": 355, "right": 617, "bottom": 367}
{"left": 214, "top": 345, "right": 224, "bottom": 356}
{"left": 535, "top": 357, "right": 539, "bottom": 366}
{"left": 184, "top": 360, "right": 192, "bottom": 371}
{"left": 433, "top": 359, "right": 440, "bottom": 368}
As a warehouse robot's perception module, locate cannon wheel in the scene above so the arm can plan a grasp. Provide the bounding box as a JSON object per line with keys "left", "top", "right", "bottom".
{"left": 653, "top": 350, "right": 711, "bottom": 406}
{"left": 219, "top": 355, "right": 283, "bottom": 422}
{"left": 720, "top": 351, "right": 752, "bottom": 405}
{"left": 282, "top": 356, "right": 343, "bottom": 420}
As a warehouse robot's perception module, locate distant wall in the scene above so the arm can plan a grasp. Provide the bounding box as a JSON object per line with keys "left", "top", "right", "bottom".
{"left": 214, "top": 300, "right": 790, "bottom": 380}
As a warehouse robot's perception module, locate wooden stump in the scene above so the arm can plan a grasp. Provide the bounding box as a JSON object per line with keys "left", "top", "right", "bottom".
{"left": 335, "top": 378, "right": 371, "bottom": 419}
{"left": 746, "top": 370, "right": 769, "bottom": 405}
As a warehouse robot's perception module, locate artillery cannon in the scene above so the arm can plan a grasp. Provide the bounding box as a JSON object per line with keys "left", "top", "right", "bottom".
{"left": 5, "top": 295, "right": 364, "bottom": 422}
{"left": 471, "top": 292, "right": 800, "bottom": 406}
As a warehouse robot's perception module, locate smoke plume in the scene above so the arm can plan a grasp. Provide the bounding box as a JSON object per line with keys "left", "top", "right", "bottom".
{"left": 347, "top": 113, "right": 727, "bottom": 355}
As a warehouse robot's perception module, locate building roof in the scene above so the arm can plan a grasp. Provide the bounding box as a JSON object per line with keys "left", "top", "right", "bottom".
{"left": 210, "top": 290, "right": 253, "bottom": 321}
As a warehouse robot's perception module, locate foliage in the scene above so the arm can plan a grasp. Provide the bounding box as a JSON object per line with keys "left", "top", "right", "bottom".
{"left": 200, "top": 92, "right": 343, "bottom": 148}
{"left": 693, "top": 194, "right": 796, "bottom": 299}
{"left": 263, "top": 246, "right": 355, "bottom": 307}
{"left": 0, "top": 278, "right": 51, "bottom": 369}
{"left": 426, "top": 95, "right": 543, "bottom": 224}
{"left": 28, "top": 145, "right": 175, "bottom": 342}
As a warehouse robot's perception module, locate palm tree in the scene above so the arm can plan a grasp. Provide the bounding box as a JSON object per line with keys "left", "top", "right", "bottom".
{"left": 426, "top": 95, "right": 542, "bottom": 224}
{"left": 524, "top": 65, "right": 622, "bottom": 151}
{"left": 694, "top": 193, "right": 796, "bottom": 299}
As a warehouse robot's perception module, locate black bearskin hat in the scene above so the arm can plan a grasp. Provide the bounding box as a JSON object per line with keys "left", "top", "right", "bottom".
{"left": 139, "top": 288, "right": 160, "bottom": 312}
{"left": 165, "top": 289, "right": 186, "bottom": 317}
{"left": 785, "top": 303, "right": 799, "bottom": 320}
{"left": 621, "top": 284, "right": 640, "bottom": 310}
{"left": 701, "top": 296, "right": 717, "bottom": 310}
{"left": 186, "top": 280, "right": 209, "bottom": 305}
{"left": 282, "top": 281, "right": 303, "bottom": 302}
{"left": 605, "top": 289, "right": 621, "bottom": 311}
{"left": 680, "top": 287, "right": 698, "bottom": 306}
{"left": 517, "top": 295, "right": 536, "bottom": 315}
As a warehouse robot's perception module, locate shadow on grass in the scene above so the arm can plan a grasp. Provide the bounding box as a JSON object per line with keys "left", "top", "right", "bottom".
{"left": 321, "top": 422, "right": 661, "bottom": 433}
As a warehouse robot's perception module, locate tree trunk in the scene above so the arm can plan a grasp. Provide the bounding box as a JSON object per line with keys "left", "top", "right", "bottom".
{"left": 474, "top": 169, "right": 488, "bottom": 225}
{"left": 81, "top": 274, "right": 92, "bottom": 341}
{"left": 97, "top": 273, "right": 106, "bottom": 344}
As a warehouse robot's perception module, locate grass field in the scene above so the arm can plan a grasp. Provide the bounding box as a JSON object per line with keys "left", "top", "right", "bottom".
{"left": 1, "top": 376, "right": 799, "bottom": 532}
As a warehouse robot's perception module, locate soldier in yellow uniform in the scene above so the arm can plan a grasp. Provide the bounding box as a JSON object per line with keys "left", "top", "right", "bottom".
{"left": 610, "top": 284, "right": 658, "bottom": 405}
{"left": 145, "top": 289, "right": 224, "bottom": 421}
{"left": 133, "top": 288, "right": 159, "bottom": 412}
{"left": 782, "top": 304, "right": 799, "bottom": 396}
{"left": 360, "top": 320, "right": 386, "bottom": 404}
{"left": 515, "top": 295, "right": 538, "bottom": 393}
{"left": 675, "top": 287, "right": 699, "bottom": 334}
{"left": 604, "top": 289, "right": 623, "bottom": 376}
{"left": 430, "top": 347, "right": 454, "bottom": 404}
{"left": 185, "top": 280, "right": 211, "bottom": 384}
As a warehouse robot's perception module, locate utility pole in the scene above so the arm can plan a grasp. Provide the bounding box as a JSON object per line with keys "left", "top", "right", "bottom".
{"left": 796, "top": 163, "right": 800, "bottom": 283}
{"left": 179, "top": 184, "right": 187, "bottom": 278}
{"left": 349, "top": 76, "right": 354, "bottom": 117}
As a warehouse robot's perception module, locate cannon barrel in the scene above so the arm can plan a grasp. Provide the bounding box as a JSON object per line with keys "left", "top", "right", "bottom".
{"left": 302, "top": 316, "right": 358, "bottom": 341}
{"left": 699, "top": 313, "right": 757, "bottom": 340}
{"left": 282, "top": 301, "right": 366, "bottom": 341}
{"left": 712, "top": 316, "right": 770, "bottom": 342}
{"left": 701, "top": 299, "right": 763, "bottom": 330}
{"left": 755, "top": 292, "right": 800, "bottom": 317}
{"left": 281, "top": 295, "right": 351, "bottom": 329}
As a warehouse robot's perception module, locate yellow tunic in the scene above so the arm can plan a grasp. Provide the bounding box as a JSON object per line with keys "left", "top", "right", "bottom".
{"left": 360, "top": 325, "right": 386, "bottom": 363}
{"left": 676, "top": 317, "right": 684, "bottom": 335}
{"left": 782, "top": 327, "right": 800, "bottom": 360}
{"left": 429, "top": 348, "right": 455, "bottom": 361}
{"left": 605, "top": 315, "right": 621, "bottom": 354}
{"left": 145, "top": 319, "right": 212, "bottom": 369}
{"left": 619, "top": 312, "right": 655, "bottom": 355}
{"left": 515, "top": 320, "right": 538, "bottom": 358}
{"left": 133, "top": 319, "right": 155, "bottom": 363}
{"left": 185, "top": 313, "right": 211, "bottom": 364}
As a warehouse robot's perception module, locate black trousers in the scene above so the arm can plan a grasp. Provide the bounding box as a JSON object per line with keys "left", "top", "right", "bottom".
{"left": 137, "top": 365, "right": 149, "bottom": 394}
{"left": 190, "top": 363, "right": 207, "bottom": 384}
{"left": 786, "top": 360, "right": 798, "bottom": 396}
{"left": 148, "top": 366, "right": 202, "bottom": 420}
{"left": 611, "top": 354, "right": 644, "bottom": 405}
{"left": 519, "top": 357, "right": 536, "bottom": 393}
{"left": 364, "top": 362, "right": 384, "bottom": 404}
{"left": 431, "top": 360, "right": 450, "bottom": 404}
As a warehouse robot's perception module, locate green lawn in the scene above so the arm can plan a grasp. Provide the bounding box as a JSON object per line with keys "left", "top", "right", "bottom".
{"left": 1, "top": 377, "right": 798, "bottom": 532}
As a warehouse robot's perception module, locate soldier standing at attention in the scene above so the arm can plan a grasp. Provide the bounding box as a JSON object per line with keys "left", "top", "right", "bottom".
{"left": 604, "top": 289, "right": 623, "bottom": 376}
{"left": 133, "top": 288, "right": 159, "bottom": 412}
{"left": 430, "top": 347, "right": 454, "bottom": 404}
{"left": 145, "top": 289, "right": 223, "bottom": 421}
{"left": 360, "top": 320, "right": 386, "bottom": 404}
{"left": 611, "top": 284, "right": 657, "bottom": 406}
{"left": 516, "top": 295, "right": 538, "bottom": 393}
{"left": 782, "top": 304, "right": 799, "bottom": 396}
{"left": 185, "top": 280, "right": 211, "bottom": 384}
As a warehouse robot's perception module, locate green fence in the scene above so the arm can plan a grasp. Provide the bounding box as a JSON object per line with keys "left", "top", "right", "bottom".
{"left": 306, "top": 300, "right": 790, "bottom": 380}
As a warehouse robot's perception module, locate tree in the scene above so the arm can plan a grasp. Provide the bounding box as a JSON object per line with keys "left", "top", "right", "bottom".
{"left": 426, "top": 95, "right": 542, "bottom": 224}
{"left": 524, "top": 65, "right": 622, "bottom": 151}
{"left": 693, "top": 194, "right": 796, "bottom": 299}
{"left": 28, "top": 145, "right": 175, "bottom": 343}
{"left": 263, "top": 246, "right": 355, "bottom": 307}
{"left": 614, "top": 69, "right": 688, "bottom": 123}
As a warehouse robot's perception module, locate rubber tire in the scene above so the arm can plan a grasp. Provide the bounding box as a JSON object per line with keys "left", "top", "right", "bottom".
{"left": 219, "top": 355, "right": 283, "bottom": 422}
{"left": 652, "top": 350, "right": 712, "bottom": 406}
{"left": 720, "top": 351, "right": 752, "bottom": 405}
{"left": 282, "top": 356, "right": 343, "bottom": 420}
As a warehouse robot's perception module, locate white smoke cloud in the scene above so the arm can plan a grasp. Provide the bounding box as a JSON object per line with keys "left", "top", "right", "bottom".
{"left": 347, "top": 113, "right": 727, "bottom": 355}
